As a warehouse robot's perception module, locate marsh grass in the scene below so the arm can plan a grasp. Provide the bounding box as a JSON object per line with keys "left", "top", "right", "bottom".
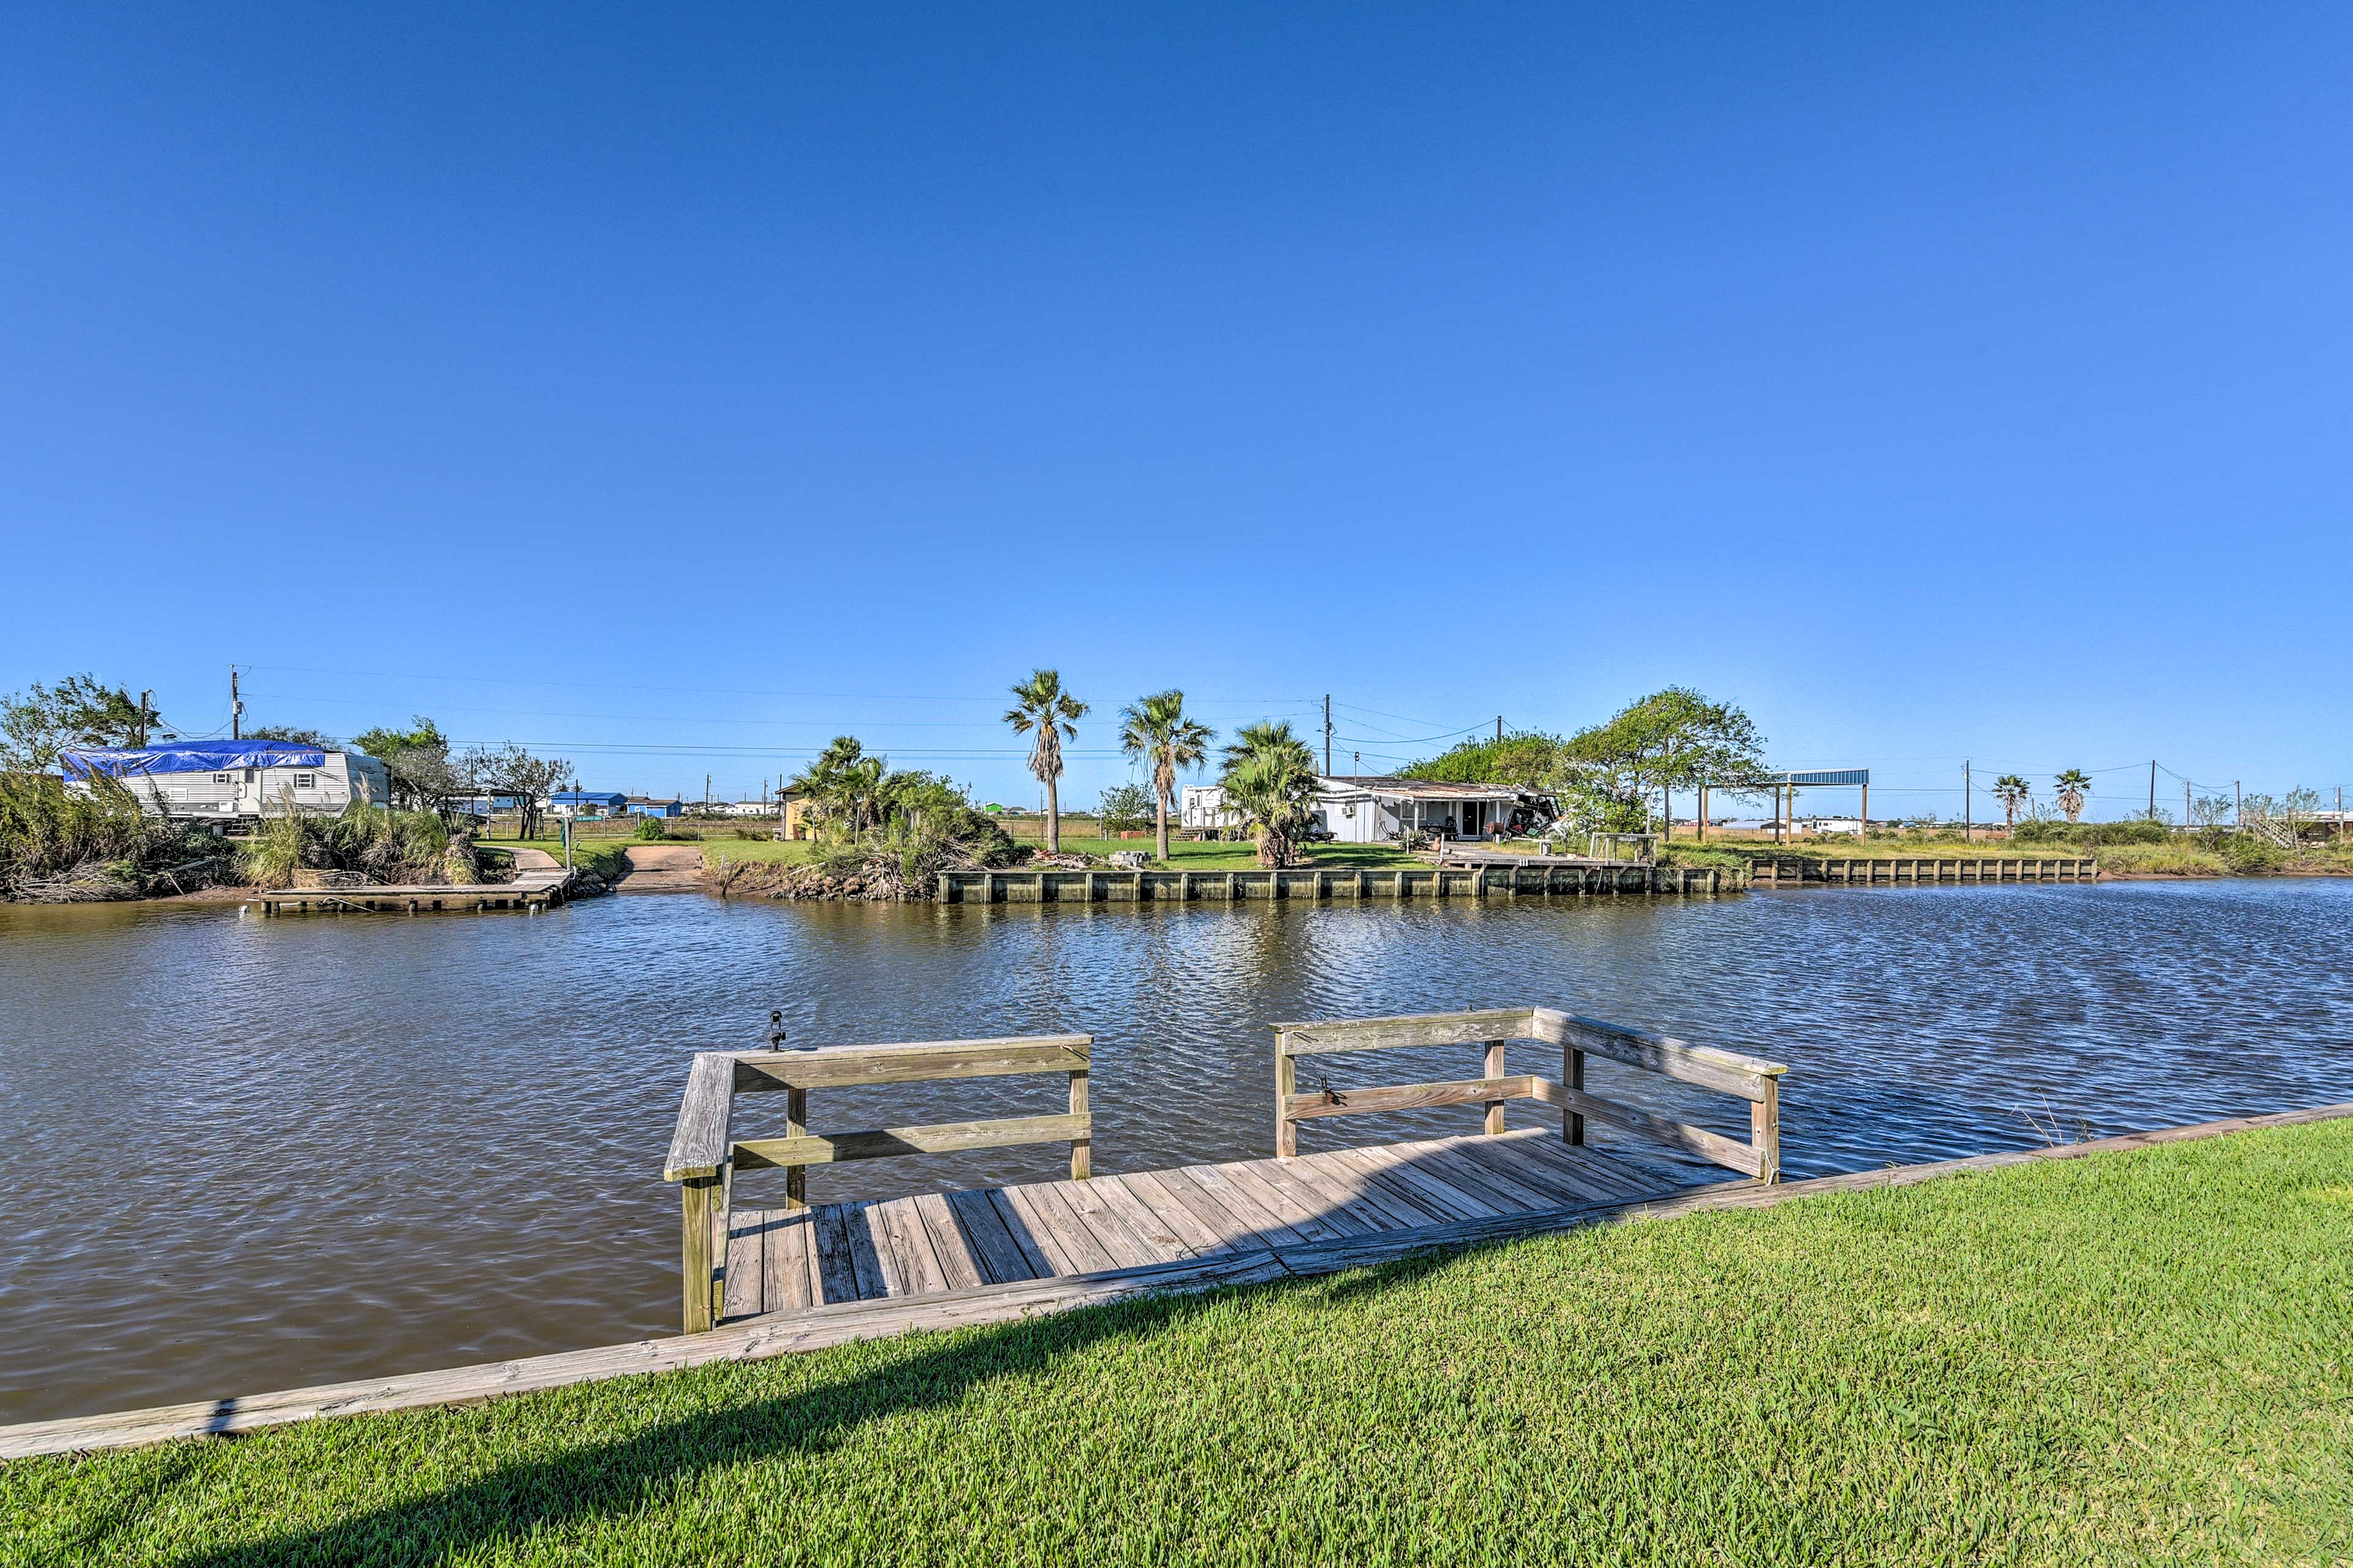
{"left": 0, "top": 771, "right": 226, "bottom": 901}
{"left": 238, "top": 801, "right": 475, "bottom": 888}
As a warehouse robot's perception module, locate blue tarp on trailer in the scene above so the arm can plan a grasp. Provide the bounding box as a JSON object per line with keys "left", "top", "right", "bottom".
{"left": 59, "top": 742, "right": 329, "bottom": 779}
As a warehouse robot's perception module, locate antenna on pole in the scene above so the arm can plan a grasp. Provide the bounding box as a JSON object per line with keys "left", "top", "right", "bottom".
{"left": 1324, "top": 695, "right": 1332, "bottom": 776}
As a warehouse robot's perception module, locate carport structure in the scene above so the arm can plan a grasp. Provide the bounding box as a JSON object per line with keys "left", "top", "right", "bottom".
{"left": 1697, "top": 768, "right": 1870, "bottom": 843}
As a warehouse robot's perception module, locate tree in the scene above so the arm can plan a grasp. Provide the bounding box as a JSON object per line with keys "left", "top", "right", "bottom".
{"left": 243, "top": 726, "right": 335, "bottom": 747}
{"left": 459, "top": 744, "right": 574, "bottom": 840}
{"left": 1219, "top": 721, "right": 1320, "bottom": 866}
{"left": 1562, "top": 689, "right": 1768, "bottom": 839}
{"left": 1118, "top": 689, "right": 1214, "bottom": 861}
{"left": 1004, "top": 670, "right": 1086, "bottom": 854}
{"left": 2190, "top": 793, "right": 2235, "bottom": 833}
{"left": 1, "top": 675, "right": 168, "bottom": 770}
{"left": 1096, "top": 782, "right": 1154, "bottom": 839}
{"left": 1991, "top": 774, "right": 2031, "bottom": 831}
{"left": 1403, "top": 733, "right": 1566, "bottom": 788}
{"left": 2053, "top": 769, "right": 2091, "bottom": 824}
{"left": 355, "top": 718, "right": 467, "bottom": 814}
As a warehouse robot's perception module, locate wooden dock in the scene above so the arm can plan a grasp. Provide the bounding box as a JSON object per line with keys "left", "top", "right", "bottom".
{"left": 1748, "top": 855, "right": 2096, "bottom": 887}
{"left": 666, "top": 1006, "right": 1786, "bottom": 1332}
{"left": 713, "top": 1127, "right": 1705, "bottom": 1317}
{"left": 936, "top": 863, "right": 1719, "bottom": 904}
{"left": 248, "top": 866, "right": 576, "bottom": 915}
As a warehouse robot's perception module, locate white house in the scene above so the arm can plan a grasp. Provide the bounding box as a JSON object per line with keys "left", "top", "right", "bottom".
{"left": 61, "top": 741, "right": 389, "bottom": 822}
{"left": 1181, "top": 776, "right": 1548, "bottom": 844}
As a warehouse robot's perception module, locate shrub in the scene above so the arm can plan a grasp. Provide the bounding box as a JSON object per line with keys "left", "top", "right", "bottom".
{"left": 0, "top": 770, "right": 225, "bottom": 900}
{"left": 634, "top": 816, "right": 669, "bottom": 841}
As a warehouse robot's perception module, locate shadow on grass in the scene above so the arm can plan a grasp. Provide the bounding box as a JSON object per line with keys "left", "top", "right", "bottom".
{"left": 154, "top": 1259, "right": 1448, "bottom": 1568}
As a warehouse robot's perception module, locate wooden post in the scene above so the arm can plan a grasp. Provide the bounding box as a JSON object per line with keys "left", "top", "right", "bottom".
{"left": 1275, "top": 1029, "right": 1298, "bottom": 1158}
{"left": 785, "top": 1086, "right": 808, "bottom": 1211}
{"left": 1565, "top": 1047, "right": 1585, "bottom": 1145}
{"left": 1483, "top": 1040, "right": 1507, "bottom": 1135}
{"left": 680, "top": 1176, "right": 719, "bottom": 1333}
{"left": 1068, "top": 1067, "right": 1091, "bottom": 1179}
{"left": 1697, "top": 780, "right": 1707, "bottom": 842}
{"left": 1751, "top": 1077, "right": 1780, "bottom": 1184}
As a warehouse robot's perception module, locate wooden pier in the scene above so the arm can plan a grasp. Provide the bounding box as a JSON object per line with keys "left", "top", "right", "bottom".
{"left": 936, "top": 862, "right": 1719, "bottom": 904}
{"left": 665, "top": 1007, "right": 1786, "bottom": 1333}
{"left": 1748, "top": 855, "right": 2096, "bottom": 888}
{"left": 248, "top": 866, "right": 576, "bottom": 915}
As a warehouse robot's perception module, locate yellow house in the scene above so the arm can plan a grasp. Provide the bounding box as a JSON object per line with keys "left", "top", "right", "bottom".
{"left": 782, "top": 791, "right": 815, "bottom": 840}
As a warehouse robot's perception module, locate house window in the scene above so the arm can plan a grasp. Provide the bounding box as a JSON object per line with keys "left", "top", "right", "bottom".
{"left": 294, "top": 774, "right": 316, "bottom": 790}
{"left": 213, "top": 773, "right": 230, "bottom": 784}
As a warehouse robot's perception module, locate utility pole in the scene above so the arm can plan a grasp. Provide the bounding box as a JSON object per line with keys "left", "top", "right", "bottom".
{"left": 2235, "top": 780, "right": 2241, "bottom": 830}
{"left": 1697, "top": 779, "right": 1707, "bottom": 843}
{"left": 1324, "top": 694, "right": 1332, "bottom": 776}
{"left": 2184, "top": 780, "right": 2191, "bottom": 834}
{"left": 1352, "top": 750, "right": 1360, "bottom": 775}
{"left": 1495, "top": 715, "right": 1503, "bottom": 743}
{"left": 135, "top": 690, "right": 153, "bottom": 748}
{"left": 229, "top": 667, "right": 242, "bottom": 741}
{"left": 2148, "top": 760, "right": 2156, "bottom": 821}
{"left": 1963, "top": 760, "right": 1972, "bottom": 842}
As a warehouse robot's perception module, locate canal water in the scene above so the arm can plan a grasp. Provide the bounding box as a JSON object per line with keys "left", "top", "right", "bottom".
{"left": 4, "top": 879, "right": 2351, "bottom": 1424}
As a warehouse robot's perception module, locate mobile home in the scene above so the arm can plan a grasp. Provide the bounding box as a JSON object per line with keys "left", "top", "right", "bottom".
{"left": 61, "top": 741, "right": 389, "bottom": 822}
{"left": 1181, "top": 776, "right": 1550, "bottom": 844}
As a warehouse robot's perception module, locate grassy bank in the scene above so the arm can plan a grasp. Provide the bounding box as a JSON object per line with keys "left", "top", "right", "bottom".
{"left": 10, "top": 1121, "right": 2350, "bottom": 1564}
{"left": 1691, "top": 827, "right": 2353, "bottom": 879}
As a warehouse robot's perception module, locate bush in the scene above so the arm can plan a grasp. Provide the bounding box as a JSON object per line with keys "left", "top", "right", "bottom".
{"left": 0, "top": 771, "right": 228, "bottom": 901}
{"left": 240, "top": 803, "right": 471, "bottom": 888}
{"left": 2014, "top": 819, "right": 2172, "bottom": 847}
{"left": 634, "top": 816, "right": 668, "bottom": 841}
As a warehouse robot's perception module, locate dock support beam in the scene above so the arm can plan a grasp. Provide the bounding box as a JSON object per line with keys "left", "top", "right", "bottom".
{"left": 680, "top": 1175, "right": 720, "bottom": 1335}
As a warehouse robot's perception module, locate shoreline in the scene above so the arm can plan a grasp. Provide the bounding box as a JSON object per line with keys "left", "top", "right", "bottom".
{"left": 9, "top": 1098, "right": 2346, "bottom": 1458}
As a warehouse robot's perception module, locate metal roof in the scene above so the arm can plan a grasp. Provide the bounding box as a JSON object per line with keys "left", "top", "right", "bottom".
{"left": 1322, "top": 776, "right": 1535, "bottom": 801}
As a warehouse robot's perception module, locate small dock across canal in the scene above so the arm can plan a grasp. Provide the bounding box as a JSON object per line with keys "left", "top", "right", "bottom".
{"left": 248, "top": 865, "right": 577, "bottom": 915}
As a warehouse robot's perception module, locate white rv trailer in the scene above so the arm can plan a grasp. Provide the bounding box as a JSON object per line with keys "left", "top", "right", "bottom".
{"left": 61, "top": 741, "right": 390, "bottom": 823}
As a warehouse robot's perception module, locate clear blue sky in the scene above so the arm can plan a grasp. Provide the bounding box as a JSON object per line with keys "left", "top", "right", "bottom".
{"left": 6, "top": 5, "right": 2348, "bottom": 820}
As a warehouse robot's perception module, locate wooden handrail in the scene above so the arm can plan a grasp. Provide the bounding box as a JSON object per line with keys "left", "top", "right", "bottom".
{"left": 661, "top": 1031, "right": 1093, "bottom": 1334}
{"left": 1273, "top": 1007, "right": 1787, "bottom": 1184}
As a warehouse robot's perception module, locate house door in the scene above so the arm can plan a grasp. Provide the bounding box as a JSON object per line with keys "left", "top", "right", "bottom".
{"left": 1462, "top": 803, "right": 1484, "bottom": 837}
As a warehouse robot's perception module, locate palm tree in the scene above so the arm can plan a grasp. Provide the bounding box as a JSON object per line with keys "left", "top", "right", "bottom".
{"left": 1991, "top": 774, "right": 2030, "bottom": 833}
{"left": 1004, "top": 670, "right": 1087, "bottom": 854}
{"left": 1219, "top": 720, "right": 1320, "bottom": 866}
{"left": 2054, "top": 768, "right": 2091, "bottom": 824}
{"left": 1120, "top": 690, "right": 1214, "bottom": 863}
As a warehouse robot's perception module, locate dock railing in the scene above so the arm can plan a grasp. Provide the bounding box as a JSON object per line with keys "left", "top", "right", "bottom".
{"left": 1273, "top": 1006, "right": 1786, "bottom": 1183}
{"left": 662, "top": 1032, "right": 1093, "bottom": 1332}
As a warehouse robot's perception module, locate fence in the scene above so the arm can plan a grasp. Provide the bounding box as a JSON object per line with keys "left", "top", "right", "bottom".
{"left": 1271, "top": 1006, "right": 1786, "bottom": 1181}
{"left": 662, "top": 1032, "right": 1093, "bottom": 1332}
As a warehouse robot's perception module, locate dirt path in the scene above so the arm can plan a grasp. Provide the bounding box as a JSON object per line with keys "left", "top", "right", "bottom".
{"left": 614, "top": 844, "right": 705, "bottom": 893}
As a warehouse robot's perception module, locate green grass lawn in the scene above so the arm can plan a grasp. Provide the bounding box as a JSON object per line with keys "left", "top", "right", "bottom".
{"left": 9, "top": 1122, "right": 2351, "bottom": 1564}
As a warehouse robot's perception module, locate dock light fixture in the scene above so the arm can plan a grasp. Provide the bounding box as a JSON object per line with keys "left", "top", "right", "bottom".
{"left": 768, "top": 1010, "right": 787, "bottom": 1051}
